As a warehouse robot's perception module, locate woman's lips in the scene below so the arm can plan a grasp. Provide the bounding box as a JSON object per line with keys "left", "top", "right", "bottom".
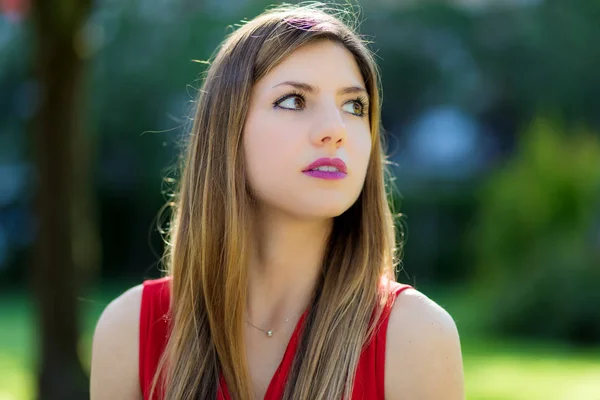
{"left": 302, "top": 157, "right": 347, "bottom": 173}
{"left": 302, "top": 170, "right": 347, "bottom": 180}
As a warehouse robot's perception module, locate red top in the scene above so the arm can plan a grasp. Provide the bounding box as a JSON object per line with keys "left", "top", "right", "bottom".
{"left": 139, "top": 276, "right": 412, "bottom": 400}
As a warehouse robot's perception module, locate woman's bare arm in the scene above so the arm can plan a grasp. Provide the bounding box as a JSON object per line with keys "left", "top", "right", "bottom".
{"left": 90, "top": 284, "right": 144, "bottom": 400}
{"left": 385, "top": 288, "right": 465, "bottom": 400}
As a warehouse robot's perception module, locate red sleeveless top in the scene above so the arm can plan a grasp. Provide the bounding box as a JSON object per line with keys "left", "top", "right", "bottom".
{"left": 139, "top": 277, "right": 411, "bottom": 399}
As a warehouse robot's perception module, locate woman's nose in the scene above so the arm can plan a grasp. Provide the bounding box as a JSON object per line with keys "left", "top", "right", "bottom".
{"left": 311, "top": 105, "right": 347, "bottom": 148}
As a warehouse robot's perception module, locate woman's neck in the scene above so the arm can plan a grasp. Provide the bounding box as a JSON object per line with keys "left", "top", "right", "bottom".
{"left": 246, "top": 209, "right": 332, "bottom": 327}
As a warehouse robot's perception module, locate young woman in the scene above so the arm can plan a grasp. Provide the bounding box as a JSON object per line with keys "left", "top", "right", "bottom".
{"left": 90, "top": 4, "right": 464, "bottom": 400}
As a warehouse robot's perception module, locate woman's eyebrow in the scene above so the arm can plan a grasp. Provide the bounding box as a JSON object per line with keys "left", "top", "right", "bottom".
{"left": 272, "top": 81, "right": 367, "bottom": 96}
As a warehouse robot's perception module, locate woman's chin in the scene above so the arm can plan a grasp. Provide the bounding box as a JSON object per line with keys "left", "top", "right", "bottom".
{"left": 297, "top": 201, "right": 353, "bottom": 219}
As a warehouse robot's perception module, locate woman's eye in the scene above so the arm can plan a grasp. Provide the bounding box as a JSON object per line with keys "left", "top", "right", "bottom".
{"left": 276, "top": 95, "right": 305, "bottom": 110}
{"left": 274, "top": 94, "right": 368, "bottom": 117}
{"left": 342, "top": 100, "right": 365, "bottom": 116}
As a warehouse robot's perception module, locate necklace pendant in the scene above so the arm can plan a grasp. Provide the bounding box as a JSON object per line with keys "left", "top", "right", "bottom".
{"left": 266, "top": 330, "right": 273, "bottom": 337}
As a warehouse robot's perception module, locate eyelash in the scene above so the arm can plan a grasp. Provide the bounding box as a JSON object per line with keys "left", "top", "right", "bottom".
{"left": 272, "top": 90, "right": 369, "bottom": 118}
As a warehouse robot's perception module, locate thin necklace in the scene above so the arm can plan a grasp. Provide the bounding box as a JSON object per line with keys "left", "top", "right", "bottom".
{"left": 245, "top": 310, "right": 305, "bottom": 338}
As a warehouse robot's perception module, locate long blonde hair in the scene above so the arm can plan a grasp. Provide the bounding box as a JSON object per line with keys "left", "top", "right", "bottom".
{"left": 151, "top": 3, "right": 402, "bottom": 399}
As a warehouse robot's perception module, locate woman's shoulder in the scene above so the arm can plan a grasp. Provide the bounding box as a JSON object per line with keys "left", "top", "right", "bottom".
{"left": 383, "top": 285, "right": 465, "bottom": 400}
{"left": 91, "top": 276, "right": 171, "bottom": 349}
{"left": 90, "top": 283, "right": 145, "bottom": 400}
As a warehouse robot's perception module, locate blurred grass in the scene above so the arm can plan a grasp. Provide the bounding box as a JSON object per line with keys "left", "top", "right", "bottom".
{"left": 1, "top": 283, "right": 600, "bottom": 400}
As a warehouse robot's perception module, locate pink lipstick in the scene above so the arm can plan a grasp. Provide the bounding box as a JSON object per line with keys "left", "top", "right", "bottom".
{"left": 302, "top": 157, "right": 347, "bottom": 180}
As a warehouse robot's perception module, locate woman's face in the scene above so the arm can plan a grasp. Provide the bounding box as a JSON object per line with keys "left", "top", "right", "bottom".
{"left": 243, "top": 39, "right": 372, "bottom": 219}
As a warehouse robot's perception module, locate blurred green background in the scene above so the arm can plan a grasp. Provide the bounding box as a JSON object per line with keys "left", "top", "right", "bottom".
{"left": 1, "top": 0, "right": 600, "bottom": 399}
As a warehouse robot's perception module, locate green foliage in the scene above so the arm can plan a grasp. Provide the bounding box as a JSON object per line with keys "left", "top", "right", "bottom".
{"left": 471, "top": 114, "right": 600, "bottom": 344}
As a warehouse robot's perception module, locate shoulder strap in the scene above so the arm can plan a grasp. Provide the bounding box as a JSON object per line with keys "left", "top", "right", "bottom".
{"left": 375, "top": 281, "right": 413, "bottom": 399}
{"left": 139, "top": 276, "right": 172, "bottom": 400}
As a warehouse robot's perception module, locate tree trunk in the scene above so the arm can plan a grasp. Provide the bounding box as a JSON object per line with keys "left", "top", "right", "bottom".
{"left": 30, "top": 0, "right": 93, "bottom": 399}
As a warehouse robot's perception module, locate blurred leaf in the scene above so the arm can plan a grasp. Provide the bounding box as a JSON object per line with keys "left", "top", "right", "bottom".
{"left": 470, "top": 112, "right": 600, "bottom": 344}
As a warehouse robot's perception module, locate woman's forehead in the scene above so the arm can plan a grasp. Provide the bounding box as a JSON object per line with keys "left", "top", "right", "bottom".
{"left": 253, "top": 40, "right": 365, "bottom": 95}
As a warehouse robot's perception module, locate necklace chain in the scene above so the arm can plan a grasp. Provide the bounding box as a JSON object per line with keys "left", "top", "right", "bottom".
{"left": 245, "top": 310, "right": 304, "bottom": 338}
